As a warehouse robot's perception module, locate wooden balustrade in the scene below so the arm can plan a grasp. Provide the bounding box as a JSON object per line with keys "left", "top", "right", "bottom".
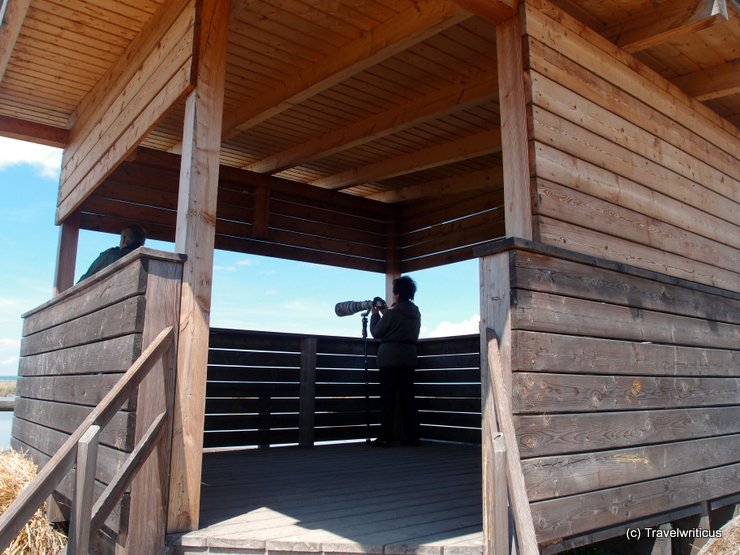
{"left": 205, "top": 329, "right": 482, "bottom": 449}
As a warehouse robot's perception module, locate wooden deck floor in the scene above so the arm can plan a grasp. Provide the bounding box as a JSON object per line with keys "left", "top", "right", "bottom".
{"left": 168, "top": 442, "right": 484, "bottom": 555}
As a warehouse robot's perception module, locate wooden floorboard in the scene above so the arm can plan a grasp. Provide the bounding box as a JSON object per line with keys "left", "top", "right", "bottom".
{"left": 168, "top": 442, "right": 484, "bottom": 555}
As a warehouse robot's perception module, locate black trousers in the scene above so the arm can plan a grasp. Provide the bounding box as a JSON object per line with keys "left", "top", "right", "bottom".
{"left": 377, "top": 365, "right": 420, "bottom": 443}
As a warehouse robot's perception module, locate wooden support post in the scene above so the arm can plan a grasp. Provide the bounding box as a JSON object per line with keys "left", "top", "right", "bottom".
{"left": 68, "top": 425, "right": 100, "bottom": 555}
{"left": 496, "top": 13, "right": 534, "bottom": 240}
{"left": 53, "top": 210, "right": 80, "bottom": 296}
{"left": 126, "top": 258, "right": 182, "bottom": 553}
{"left": 480, "top": 251, "right": 514, "bottom": 555}
{"left": 299, "top": 337, "right": 317, "bottom": 447}
{"left": 167, "top": 0, "right": 229, "bottom": 533}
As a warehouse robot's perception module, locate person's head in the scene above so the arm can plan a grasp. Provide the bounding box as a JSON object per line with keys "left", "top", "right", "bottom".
{"left": 120, "top": 225, "right": 147, "bottom": 249}
{"left": 392, "top": 276, "right": 417, "bottom": 302}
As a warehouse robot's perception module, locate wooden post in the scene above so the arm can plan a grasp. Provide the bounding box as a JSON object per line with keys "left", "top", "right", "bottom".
{"left": 126, "top": 258, "right": 182, "bottom": 554}
{"left": 167, "top": 0, "right": 229, "bottom": 533}
{"left": 299, "top": 337, "right": 317, "bottom": 447}
{"left": 480, "top": 251, "right": 516, "bottom": 554}
{"left": 53, "top": 210, "right": 80, "bottom": 296}
{"left": 67, "top": 425, "right": 100, "bottom": 555}
{"left": 496, "top": 13, "right": 534, "bottom": 240}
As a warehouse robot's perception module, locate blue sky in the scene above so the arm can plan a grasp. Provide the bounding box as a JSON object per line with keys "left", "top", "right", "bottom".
{"left": 0, "top": 137, "right": 480, "bottom": 376}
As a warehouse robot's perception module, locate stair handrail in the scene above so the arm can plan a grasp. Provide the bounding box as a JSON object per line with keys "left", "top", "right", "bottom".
{"left": 0, "top": 326, "right": 175, "bottom": 552}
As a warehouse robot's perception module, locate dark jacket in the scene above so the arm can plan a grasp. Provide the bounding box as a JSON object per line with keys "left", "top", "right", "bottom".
{"left": 78, "top": 245, "right": 137, "bottom": 282}
{"left": 370, "top": 300, "right": 421, "bottom": 368}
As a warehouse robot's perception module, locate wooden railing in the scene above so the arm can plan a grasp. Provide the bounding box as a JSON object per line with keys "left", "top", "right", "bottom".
{"left": 205, "top": 329, "right": 481, "bottom": 449}
{"left": 0, "top": 327, "right": 175, "bottom": 554}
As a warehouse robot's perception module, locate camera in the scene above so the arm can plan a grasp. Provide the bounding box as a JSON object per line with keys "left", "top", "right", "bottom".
{"left": 335, "top": 296, "right": 386, "bottom": 317}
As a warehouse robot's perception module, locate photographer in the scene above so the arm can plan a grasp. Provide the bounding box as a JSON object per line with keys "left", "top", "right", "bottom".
{"left": 369, "top": 276, "right": 421, "bottom": 447}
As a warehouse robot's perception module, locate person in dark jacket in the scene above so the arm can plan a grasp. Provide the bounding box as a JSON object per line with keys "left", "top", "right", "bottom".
{"left": 78, "top": 224, "right": 147, "bottom": 282}
{"left": 370, "top": 275, "right": 421, "bottom": 447}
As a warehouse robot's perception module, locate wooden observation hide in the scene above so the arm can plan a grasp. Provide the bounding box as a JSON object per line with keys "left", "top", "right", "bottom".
{"left": 1, "top": 0, "right": 738, "bottom": 552}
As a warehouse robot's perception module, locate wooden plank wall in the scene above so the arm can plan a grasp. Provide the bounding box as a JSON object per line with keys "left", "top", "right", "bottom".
{"left": 11, "top": 249, "right": 184, "bottom": 551}
{"left": 499, "top": 243, "right": 740, "bottom": 548}
{"left": 205, "top": 329, "right": 481, "bottom": 449}
{"left": 82, "top": 147, "right": 392, "bottom": 273}
{"left": 399, "top": 187, "right": 506, "bottom": 272}
{"left": 525, "top": 0, "right": 740, "bottom": 292}
{"left": 56, "top": 0, "right": 195, "bottom": 223}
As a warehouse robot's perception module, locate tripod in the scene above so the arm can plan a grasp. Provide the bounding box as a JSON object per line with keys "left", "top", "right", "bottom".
{"left": 361, "top": 310, "right": 371, "bottom": 443}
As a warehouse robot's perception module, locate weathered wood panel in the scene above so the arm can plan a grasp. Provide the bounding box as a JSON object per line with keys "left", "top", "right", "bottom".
{"left": 18, "top": 334, "right": 142, "bottom": 377}
{"left": 525, "top": 0, "right": 740, "bottom": 290}
{"left": 12, "top": 249, "right": 184, "bottom": 551}
{"left": 478, "top": 239, "right": 740, "bottom": 548}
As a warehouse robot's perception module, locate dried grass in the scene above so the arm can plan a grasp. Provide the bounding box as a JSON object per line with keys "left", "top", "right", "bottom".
{"left": 0, "top": 450, "right": 66, "bottom": 555}
{"left": 0, "top": 383, "right": 16, "bottom": 398}
{"left": 699, "top": 514, "right": 740, "bottom": 555}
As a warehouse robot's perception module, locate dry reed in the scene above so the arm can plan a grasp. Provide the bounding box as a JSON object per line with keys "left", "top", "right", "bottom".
{"left": 699, "top": 514, "right": 740, "bottom": 555}
{"left": 0, "top": 383, "right": 15, "bottom": 398}
{"left": 0, "top": 450, "right": 66, "bottom": 555}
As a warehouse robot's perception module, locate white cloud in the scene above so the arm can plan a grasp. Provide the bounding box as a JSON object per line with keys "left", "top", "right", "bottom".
{"left": 423, "top": 315, "right": 480, "bottom": 338}
{"left": 0, "top": 138, "right": 62, "bottom": 179}
{"left": 235, "top": 258, "right": 258, "bottom": 267}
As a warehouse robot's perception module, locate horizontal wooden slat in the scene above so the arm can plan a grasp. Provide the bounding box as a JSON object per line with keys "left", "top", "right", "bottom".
{"left": 21, "top": 296, "right": 146, "bottom": 356}
{"left": 208, "top": 349, "right": 301, "bottom": 367}
{"left": 530, "top": 462, "right": 740, "bottom": 543}
{"left": 22, "top": 262, "right": 146, "bottom": 336}
{"left": 513, "top": 290, "right": 740, "bottom": 349}
{"left": 205, "top": 413, "right": 299, "bottom": 431}
{"left": 16, "top": 375, "right": 132, "bottom": 407}
{"left": 537, "top": 216, "right": 740, "bottom": 292}
{"left": 419, "top": 411, "right": 480, "bottom": 429}
{"left": 11, "top": 417, "right": 128, "bottom": 484}
{"left": 13, "top": 397, "right": 134, "bottom": 450}
{"left": 205, "top": 397, "right": 300, "bottom": 414}
{"left": 523, "top": 434, "right": 740, "bottom": 502}
{"left": 512, "top": 251, "right": 740, "bottom": 324}
{"left": 513, "top": 373, "right": 740, "bottom": 413}
{"left": 420, "top": 425, "right": 480, "bottom": 444}
{"left": 516, "top": 406, "right": 740, "bottom": 458}
{"left": 203, "top": 428, "right": 300, "bottom": 448}
{"left": 513, "top": 331, "right": 739, "bottom": 377}
{"left": 18, "top": 334, "right": 141, "bottom": 377}
{"left": 415, "top": 383, "right": 480, "bottom": 398}
{"left": 206, "top": 381, "right": 301, "bottom": 398}
{"left": 535, "top": 180, "right": 740, "bottom": 277}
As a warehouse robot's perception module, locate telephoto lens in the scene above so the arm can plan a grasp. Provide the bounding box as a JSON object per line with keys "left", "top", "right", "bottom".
{"left": 334, "top": 300, "right": 373, "bottom": 317}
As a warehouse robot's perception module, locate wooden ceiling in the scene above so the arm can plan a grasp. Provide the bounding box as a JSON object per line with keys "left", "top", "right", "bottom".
{"left": 0, "top": 0, "right": 738, "bottom": 270}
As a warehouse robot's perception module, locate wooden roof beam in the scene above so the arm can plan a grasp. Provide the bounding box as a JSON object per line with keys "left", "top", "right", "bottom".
{"left": 672, "top": 59, "right": 740, "bottom": 100}
{"left": 0, "top": 0, "right": 30, "bottom": 82}
{"left": 604, "top": 0, "right": 729, "bottom": 53}
{"left": 451, "top": 0, "right": 518, "bottom": 25}
{"left": 244, "top": 72, "right": 499, "bottom": 174}
{"left": 310, "top": 128, "right": 502, "bottom": 191}
{"left": 0, "top": 114, "right": 68, "bottom": 147}
{"left": 221, "top": 0, "right": 472, "bottom": 139}
{"left": 368, "top": 167, "right": 504, "bottom": 203}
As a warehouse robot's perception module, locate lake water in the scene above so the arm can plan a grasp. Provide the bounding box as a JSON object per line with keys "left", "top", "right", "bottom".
{"left": 0, "top": 410, "right": 13, "bottom": 450}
